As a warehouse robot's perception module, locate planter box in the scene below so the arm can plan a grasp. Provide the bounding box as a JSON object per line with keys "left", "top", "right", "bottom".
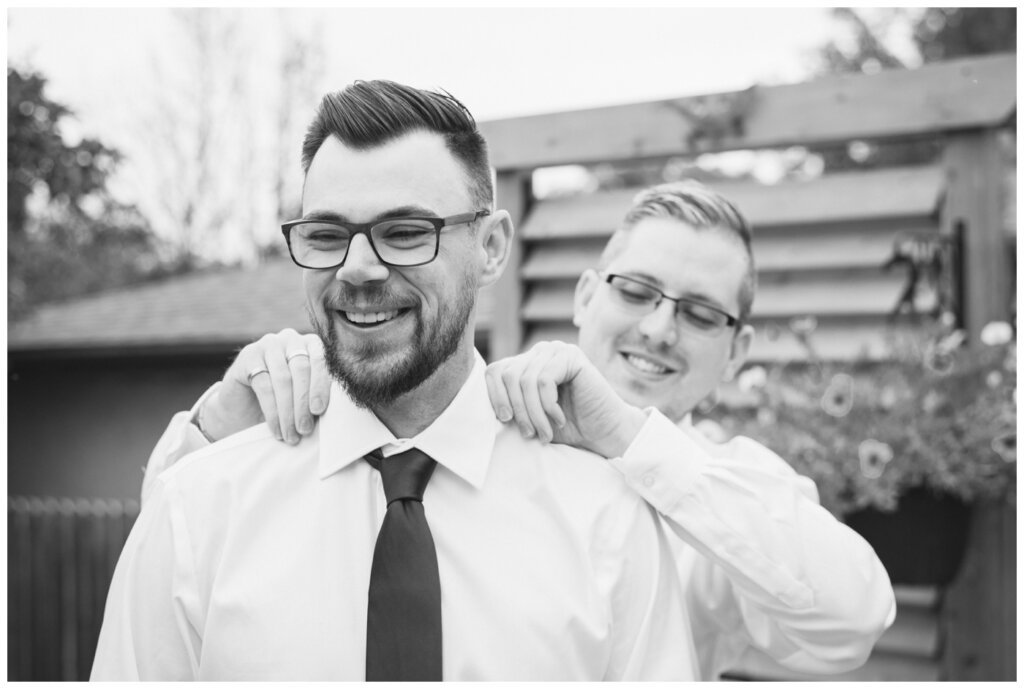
{"left": 844, "top": 487, "right": 971, "bottom": 586}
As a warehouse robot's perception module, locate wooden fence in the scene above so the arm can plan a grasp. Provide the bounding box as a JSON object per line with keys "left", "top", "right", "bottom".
{"left": 8, "top": 497, "right": 139, "bottom": 681}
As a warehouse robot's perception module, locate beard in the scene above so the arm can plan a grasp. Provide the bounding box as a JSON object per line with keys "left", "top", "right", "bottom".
{"left": 310, "top": 276, "right": 477, "bottom": 409}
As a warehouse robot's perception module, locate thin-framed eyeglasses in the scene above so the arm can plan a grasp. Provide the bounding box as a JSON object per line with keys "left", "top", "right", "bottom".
{"left": 281, "top": 210, "right": 491, "bottom": 269}
{"left": 602, "top": 273, "right": 740, "bottom": 336}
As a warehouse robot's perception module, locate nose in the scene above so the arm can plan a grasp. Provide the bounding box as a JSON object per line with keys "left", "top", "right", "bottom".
{"left": 637, "top": 300, "right": 679, "bottom": 347}
{"left": 334, "top": 234, "right": 390, "bottom": 285}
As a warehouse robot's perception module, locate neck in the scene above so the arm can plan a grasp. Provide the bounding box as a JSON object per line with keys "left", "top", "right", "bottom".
{"left": 372, "top": 343, "right": 476, "bottom": 439}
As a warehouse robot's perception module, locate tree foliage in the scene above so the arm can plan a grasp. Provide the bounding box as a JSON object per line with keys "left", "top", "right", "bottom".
{"left": 8, "top": 67, "right": 184, "bottom": 321}
{"left": 812, "top": 7, "right": 1016, "bottom": 174}
{"left": 7, "top": 68, "right": 119, "bottom": 236}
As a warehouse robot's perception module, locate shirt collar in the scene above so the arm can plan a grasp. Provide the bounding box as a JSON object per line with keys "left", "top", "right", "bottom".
{"left": 317, "top": 351, "right": 501, "bottom": 489}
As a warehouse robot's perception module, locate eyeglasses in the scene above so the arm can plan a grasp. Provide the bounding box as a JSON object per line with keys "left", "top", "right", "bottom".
{"left": 281, "top": 210, "right": 490, "bottom": 269}
{"left": 602, "top": 273, "right": 740, "bottom": 336}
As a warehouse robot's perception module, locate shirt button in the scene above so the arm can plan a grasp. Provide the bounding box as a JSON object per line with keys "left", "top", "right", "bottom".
{"left": 642, "top": 474, "right": 656, "bottom": 487}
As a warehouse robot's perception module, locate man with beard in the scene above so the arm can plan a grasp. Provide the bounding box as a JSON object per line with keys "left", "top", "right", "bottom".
{"left": 91, "top": 81, "right": 691, "bottom": 681}
{"left": 141, "top": 182, "right": 895, "bottom": 680}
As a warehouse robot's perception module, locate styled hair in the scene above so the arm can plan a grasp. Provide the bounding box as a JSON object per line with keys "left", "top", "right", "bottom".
{"left": 301, "top": 80, "right": 493, "bottom": 207}
{"left": 598, "top": 180, "right": 757, "bottom": 323}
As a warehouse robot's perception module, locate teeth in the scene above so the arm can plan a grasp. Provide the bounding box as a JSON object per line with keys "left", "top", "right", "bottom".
{"left": 625, "top": 354, "right": 670, "bottom": 374}
{"left": 344, "top": 310, "right": 399, "bottom": 324}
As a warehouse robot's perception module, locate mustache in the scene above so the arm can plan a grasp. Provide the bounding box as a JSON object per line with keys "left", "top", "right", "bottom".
{"left": 322, "top": 284, "right": 412, "bottom": 310}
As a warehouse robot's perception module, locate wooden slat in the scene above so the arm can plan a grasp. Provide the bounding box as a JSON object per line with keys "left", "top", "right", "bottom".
{"left": 9, "top": 497, "right": 33, "bottom": 680}
{"left": 728, "top": 648, "right": 941, "bottom": 682}
{"left": 753, "top": 220, "right": 936, "bottom": 272}
{"left": 525, "top": 317, "right": 921, "bottom": 362}
{"left": 520, "top": 216, "right": 940, "bottom": 279}
{"left": 58, "top": 500, "right": 78, "bottom": 680}
{"left": 522, "top": 271, "right": 910, "bottom": 322}
{"left": 893, "top": 584, "right": 940, "bottom": 610}
{"left": 519, "top": 166, "right": 944, "bottom": 240}
{"left": 481, "top": 54, "right": 1015, "bottom": 169}
{"left": 875, "top": 605, "right": 941, "bottom": 658}
{"left": 753, "top": 271, "right": 910, "bottom": 318}
{"left": 747, "top": 320, "right": 916, "bottom": 362}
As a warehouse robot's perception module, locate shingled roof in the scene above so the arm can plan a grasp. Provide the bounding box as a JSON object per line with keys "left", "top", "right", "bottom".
{"left": 9, "top": 259, "right": 495, "bottom": 355}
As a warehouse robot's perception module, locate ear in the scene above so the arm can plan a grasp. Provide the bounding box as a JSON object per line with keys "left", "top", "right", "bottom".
{"left": 721, "top": 323, "right": 755, "bottom": 382}
{"left": 477, "top": 210, "right": 515, "bottom": 288}
{"left": 572, "top": 269, "right": 601, "bottom": 328}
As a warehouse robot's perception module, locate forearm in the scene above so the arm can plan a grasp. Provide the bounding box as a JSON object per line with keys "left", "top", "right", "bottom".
{"left": 141, "top": 383, "right": 221, "bottom": 504}
{"left": 609, "top": 411, "right": 895, "bottom": 673}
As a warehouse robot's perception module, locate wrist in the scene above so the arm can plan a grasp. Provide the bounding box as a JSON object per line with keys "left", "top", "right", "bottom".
{"left": 594, "top": 405, "right": 648, "bottom": 459}
{"left": 194, "top": 398, "right": 217, "bottom": 442}
{"left": 193, "top": 387, "right": 232, "bottom": 443}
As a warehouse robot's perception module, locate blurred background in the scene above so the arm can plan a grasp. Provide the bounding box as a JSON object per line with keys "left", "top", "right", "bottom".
{"left": 6, "top": 6, "right": 1017, "bottom": 681}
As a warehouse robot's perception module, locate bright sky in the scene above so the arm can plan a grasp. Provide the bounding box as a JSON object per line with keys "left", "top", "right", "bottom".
{"left": 8, "top": 7, "right": 839, "bottom": 132}
{"left": 6, "top": 7, "right": 917, "bottom": 259}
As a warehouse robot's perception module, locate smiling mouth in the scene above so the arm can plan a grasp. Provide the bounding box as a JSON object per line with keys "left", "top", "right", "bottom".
{"left": 621, "top": 352, "right": 677, "bottom": 376}
{"left": 338, "top": 309, "right": 408, "bottom": 328}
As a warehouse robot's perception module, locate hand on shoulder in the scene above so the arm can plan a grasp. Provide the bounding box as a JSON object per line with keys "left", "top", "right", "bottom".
{"left": 199, "top": 329, "right": 331, "bottom": 444}
{"left": 484, "top": 341, "right": 646, "bottom": 459}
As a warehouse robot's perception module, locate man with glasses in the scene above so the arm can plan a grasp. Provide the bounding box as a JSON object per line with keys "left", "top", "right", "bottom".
{"left": 91, "top": 80, "right": 692, "bottom": 681}
{"left": 138, "top": 181, "right": 895, "bottom": 679}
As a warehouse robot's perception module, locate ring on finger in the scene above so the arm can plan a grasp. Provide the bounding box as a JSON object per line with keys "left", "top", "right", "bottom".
{"left": 247, "top": 366, "right": 270, "bottom": 384}
{"left": 285, "top": 350, "right": 310, "bottom": 364}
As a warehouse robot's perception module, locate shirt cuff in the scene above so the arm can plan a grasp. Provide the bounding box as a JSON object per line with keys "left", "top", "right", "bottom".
{"left": 141, "top": 382, "right": 222, "bottom": 504}
{"left": 608, "top": 408, "right": 707, "bottom": 515}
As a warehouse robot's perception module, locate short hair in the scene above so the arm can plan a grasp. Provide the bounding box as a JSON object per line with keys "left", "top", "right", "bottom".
{"left": 598, "top": 181, "right": 757, "bottom": 323}
{"left": 301, "top": 80, "right": 493, "bottom": 208}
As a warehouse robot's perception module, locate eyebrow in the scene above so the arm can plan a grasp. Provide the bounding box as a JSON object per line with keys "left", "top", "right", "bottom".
{"left": 303, "top": 205, "right": 440, "bottom": 224}
{"left": 618, "top": 271, "right": 729, "bottom": 311}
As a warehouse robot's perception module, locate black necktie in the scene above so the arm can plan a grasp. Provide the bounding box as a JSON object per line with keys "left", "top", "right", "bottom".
{"left": 365, "top": 448, "right": 442, "bottom": 681}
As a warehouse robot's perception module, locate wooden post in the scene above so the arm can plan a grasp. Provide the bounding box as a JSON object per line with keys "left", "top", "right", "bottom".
{"left": 941, "top": 130, "right": 1012, "bottom": 338}
{"left": 489, "top": 170, "right": 533, "bottom": 360}
{"left": 938, "top": 128, "right": 1015, "bottom": 680}
{"left": 941, "top": 501, "right": 1016, "bottom": 680}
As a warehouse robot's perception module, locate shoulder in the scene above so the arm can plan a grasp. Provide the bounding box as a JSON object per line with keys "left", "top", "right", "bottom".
{"left": 493, "top": 425, "right": 654, "bottom": 528}
{"left": 153, "top": 424, "right": 315, "bottom": 501}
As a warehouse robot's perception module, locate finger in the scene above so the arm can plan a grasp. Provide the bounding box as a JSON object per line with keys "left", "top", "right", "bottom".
{"left": 485, "top": 363, "right": 514, "bottom": 423}
{"left": 305, "top": 335, "right": 331, "bottom": 416}
{"left": 246, "top": 363, "right": 281, "bottom": 441}
{"left": 286, "top": 349, "right": 314, "bottom": 436}
{"left": 500, "top": 364, "right": 535, "bottom": 439}
{"left": 540, "top": 351, "right": 569, "bottom": 430}
{"left": 519, "top": 354, "right": 557, "bottom": 443}
{"left": 262, "top": 344, "right": 298, "bottom": 445}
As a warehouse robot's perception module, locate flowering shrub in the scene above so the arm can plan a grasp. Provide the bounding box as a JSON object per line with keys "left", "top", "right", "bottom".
{"left": 704, "top": 316, "right": 1016, "bottom": 517}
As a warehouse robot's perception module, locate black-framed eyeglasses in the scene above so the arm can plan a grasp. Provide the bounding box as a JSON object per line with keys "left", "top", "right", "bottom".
{"left": 602, "top": 273, "right": 740, "bottom": 336}
{"left": 281, "top": 210, "right": 491, "bottom": 269}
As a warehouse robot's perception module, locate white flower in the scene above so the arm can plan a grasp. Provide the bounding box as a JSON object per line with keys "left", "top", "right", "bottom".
{"left": 858, "top": 439, "right": 894, "bottom": 479}
{"left": 992, "top": 433, "right": 1016, "bottom": 463}
{"left": 980, "top": 321, "right": 1014, "bottom": 346}
{"left": 737, "top": 366, "right": 768, "bottom": 392}
{"left": 821, "top": 373, "right": 855, "bottom": 417}
{"left": 694, "top": 419, "right": 729, "bottom": 444}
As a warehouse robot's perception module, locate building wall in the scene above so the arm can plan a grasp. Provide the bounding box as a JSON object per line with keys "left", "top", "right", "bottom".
{"left": 9, "top": 354, "right": 232, "bottom": 500}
